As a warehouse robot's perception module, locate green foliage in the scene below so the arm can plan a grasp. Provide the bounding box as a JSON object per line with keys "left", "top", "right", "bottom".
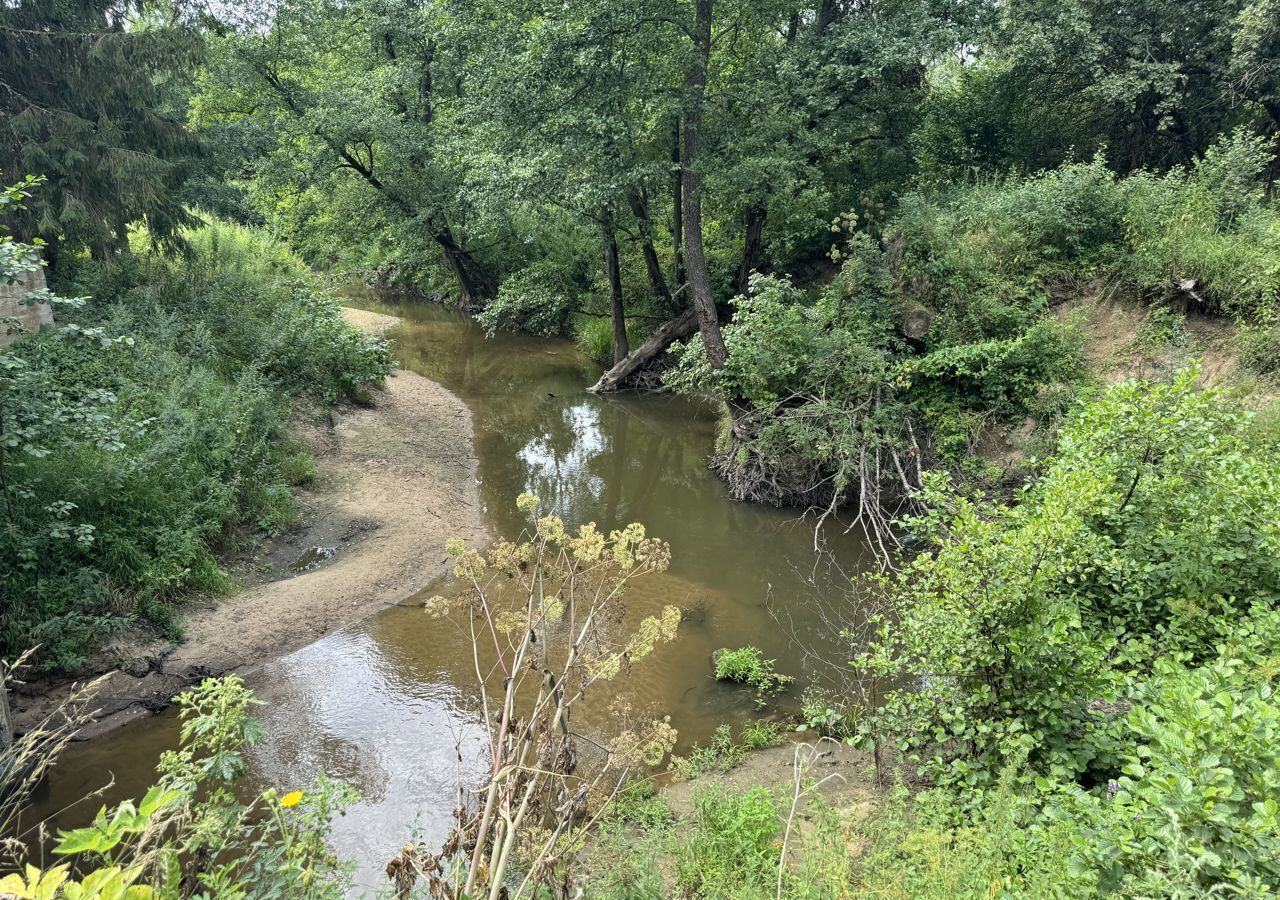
{"left": 913, "top": 60, "right": 1086, "bottom": 184}
{"left": 1122, "top": 130, "right": 1280, "bottom": 319}
{"left": 574, "top": 315, "right": 650, "bottom": 368}
{"left": 857, "top": 368, "right": 1280, "bottom": 892}
{"left": 921, "top": 0, "right": 1271, "bottom": 177}
{"left": 796, "top": 686, "right": 856, "bottom": 741}
{"left": 739, "top": 719, "right": 782, "bottom": 751}
{"left": 860, "top": 368, "right": 1280, "bottom": 783}
{"left": 670, "top": 724, "right": 747, "bottom": 781}
{"left": 675, "top": 784, "right": 780, "bottom": 899}
{"left": 849, "top": 775, "right": 1085, "bottom": 899}
{"left": 35, "top": 676, "right": 357, "bottom": 899}
{"left": 892, "top": 156, "right": 1124, "bottom": 348}
{"left": 1, "top": 214, "right": 390, "bottom": 669}
{"left": 604, "top": 781, "right": 674, "bottom": 831}
{"left": 1063, "top": 643, "right": 1280, "bottom": 895}
{"left": 574, "top": 316, "right": 617, "bottom": 366}
{"left": 0, "top": 1, "right": 201, "bottom": 259}
{"left": 714, "top": 646, "right": 794, "bottom": 709}
{"left": 476, "top": 263, "right": 580, "bottom": 337}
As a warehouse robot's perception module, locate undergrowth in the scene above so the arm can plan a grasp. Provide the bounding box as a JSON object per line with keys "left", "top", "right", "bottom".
{"left": 1, "top": 217, "right": 390, "bottom": 669}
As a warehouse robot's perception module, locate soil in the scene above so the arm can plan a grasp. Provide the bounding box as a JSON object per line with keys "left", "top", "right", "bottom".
{"left": 13, "top": 308, "right": 486, "bottom": 739}
{"left": 975, "top": 288, "right": 1280, "bottom": 472}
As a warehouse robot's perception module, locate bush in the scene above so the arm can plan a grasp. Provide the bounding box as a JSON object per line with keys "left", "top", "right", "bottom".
{"left": 850, "top": 775, "right": 1084, "bottom": 899}
{"left": 860, "top": 367, "right": 1280, "bottom": 786}
{"left": 714, "top": 646, "right": 794, "bottom": 708}
{"left": 1, "top": 217, "right": 390, "bottom": 669}
{"left": 856, "top": 367, "right": 1280, "bottom": 892}
{"left": 670, "top": 724, "right": 747, "bottom": 780}
{"left": 1121, "top": 130, "right": 1280, "bottom": 319}
{"left": 573, "top": 315, "right": 649, "bottom": 367}
{"left": 476, "top": 262, "right": 579, "bottom": 336}
{"left": 1065, "top": 643, "right": 1280, "bottom": 895}
{"left": 6, "top": 677, "right": 358, "bottom": 897}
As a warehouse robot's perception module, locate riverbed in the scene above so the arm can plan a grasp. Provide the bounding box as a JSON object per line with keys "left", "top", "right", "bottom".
{"left": 26, "top": 295, "right": 875, "bottom": 892}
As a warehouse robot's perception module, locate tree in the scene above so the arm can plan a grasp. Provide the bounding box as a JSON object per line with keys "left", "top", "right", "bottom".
{"left": 194, "top": 0, "right": 496, "bottom": 307}
{"left": 0, "top": 0, "right": 201, "bottom": 266}
{"left": 980, "top": 0, "right": 1268, "bottom": 172}
{"left": 1231, "top": 0, "right": 1280, "bottom": 174}
{"left": 450, "top": 0, "right": 685, "bottom": 350}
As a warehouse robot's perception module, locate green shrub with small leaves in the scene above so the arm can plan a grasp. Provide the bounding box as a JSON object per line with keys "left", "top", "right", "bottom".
{"left": 857, "top": 367, "right": 1280, "bottom": 892}
{"left": 14, "top": 677, "right": 357, "bottom": 899}
{"left": 476, "top": 262, "right": 580, "bottom": 337}
{"left": 1, "top": 204, "right": 390, "bottom": 669}
{"left": 675, "top": 784, "right": 779, "bottom": 899}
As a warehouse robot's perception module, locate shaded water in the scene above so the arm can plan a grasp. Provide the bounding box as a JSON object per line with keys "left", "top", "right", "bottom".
{"left": 27, "top": 295, "right": 874, "bottom": 891}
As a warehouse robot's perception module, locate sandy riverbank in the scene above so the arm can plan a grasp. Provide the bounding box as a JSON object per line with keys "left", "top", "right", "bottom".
{"left": 14, "top": 308, "right": 486, "bottom": 738}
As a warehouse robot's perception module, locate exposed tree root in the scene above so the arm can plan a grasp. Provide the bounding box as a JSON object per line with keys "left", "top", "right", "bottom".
{"left": 712, "top": 402, "right": 928, "bottom": 568}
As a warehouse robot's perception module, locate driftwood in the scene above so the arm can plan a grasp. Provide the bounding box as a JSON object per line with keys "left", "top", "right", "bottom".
{"left": 588, "top": 307, "right": 699, "bottom": 393}
{"left": 1175, "top": 276, "right": 1206, "bottom": 306}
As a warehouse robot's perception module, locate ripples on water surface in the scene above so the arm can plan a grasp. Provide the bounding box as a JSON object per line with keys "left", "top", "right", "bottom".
{"left": 30, "top": 294, "right": 875, "bottom": 892}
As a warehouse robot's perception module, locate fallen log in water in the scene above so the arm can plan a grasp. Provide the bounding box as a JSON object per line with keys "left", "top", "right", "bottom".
{"left": 587, "top": 307, "right": 699, "bottom": 393}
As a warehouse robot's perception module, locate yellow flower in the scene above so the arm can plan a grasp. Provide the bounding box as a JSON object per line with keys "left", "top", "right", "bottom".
{"left": 280, "top": 790, "right": 303, "bottom": 809}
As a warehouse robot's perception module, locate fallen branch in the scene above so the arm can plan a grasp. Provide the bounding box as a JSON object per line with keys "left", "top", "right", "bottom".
{"left": 587, "top": 306, "right": 698, "bottom": 394}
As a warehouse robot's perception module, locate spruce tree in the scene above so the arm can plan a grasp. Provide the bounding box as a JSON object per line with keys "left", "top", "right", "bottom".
{"left": 0, "top": 0, "right": 201, "bottom": 265}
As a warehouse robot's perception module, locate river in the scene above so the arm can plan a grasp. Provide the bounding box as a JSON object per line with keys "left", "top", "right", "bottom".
{"left": 27, "top": 294, "right": 875, "bottom": 892}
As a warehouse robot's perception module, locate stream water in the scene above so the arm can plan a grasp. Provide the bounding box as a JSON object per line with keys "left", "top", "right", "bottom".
{"left": 27, "top": 295, "right": 875, "bottom": 892}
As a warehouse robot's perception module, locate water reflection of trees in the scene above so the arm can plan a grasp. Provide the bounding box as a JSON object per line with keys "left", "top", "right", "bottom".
{"left": 375, "top": 297, "right": 878, "bottom": 727}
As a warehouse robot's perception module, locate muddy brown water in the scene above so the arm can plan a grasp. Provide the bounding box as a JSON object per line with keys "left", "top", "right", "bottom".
{"left": 24, "top": 294, "right": 876, "bottom": 892}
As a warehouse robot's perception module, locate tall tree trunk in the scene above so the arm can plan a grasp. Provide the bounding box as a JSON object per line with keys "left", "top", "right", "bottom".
{"left": 671, "top": 120, "right": 686, "bottom": 290}
{"left": 736, "top": 202, "right": 766, "bottom": 296}
{"left": 603, "top": 210, "right": 629, "bottom": 364}
{"left": 626, "top": 189, "right": 674, "bottom": 310}
{"left": 42, "top": 235, "right": 61, "bottom": 276}
{"left": 433, "top": 222, "right": 492, "bottom": 311}
{"left": 681, "top": 0, "right": 728, "bottom": 369}
{"left": 816, "top": 0, "right": 840, "bottom": 34}
{"left": 1265, "top": 99, "right": 1280, "bottom": 133}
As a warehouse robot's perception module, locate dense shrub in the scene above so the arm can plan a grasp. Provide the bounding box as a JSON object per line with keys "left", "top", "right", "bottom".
{"left": 675, "top": 784, "right": 779, "bottom": 899}
{"left": 1122, "top": 130, "right": 1280, "bottom": 319}
{"left": 1, "top": 218, "right": 390, "bottom": 669}
{"left": 476, "top": 261, "right": 581, "bottom": 337}
{"left": 857, "top": 368, "right": 1280, "bottom": 891}
{"left": 668, "top": 233, "right": 1086, "bottom": 517}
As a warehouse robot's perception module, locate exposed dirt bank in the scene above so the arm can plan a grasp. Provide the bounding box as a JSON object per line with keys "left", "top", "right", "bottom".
{"left": 14, "top": 307, "right": 486, "bottom": 738}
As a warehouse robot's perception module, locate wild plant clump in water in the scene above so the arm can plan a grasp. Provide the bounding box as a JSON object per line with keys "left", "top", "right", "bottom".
{"left": 389, "top": 496, "right": 680, "bottom": 900}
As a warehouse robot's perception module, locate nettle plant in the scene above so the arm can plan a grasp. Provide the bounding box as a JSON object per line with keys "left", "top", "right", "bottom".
{"left": 394, "top": 496, "right": 681, "bottom": 900}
